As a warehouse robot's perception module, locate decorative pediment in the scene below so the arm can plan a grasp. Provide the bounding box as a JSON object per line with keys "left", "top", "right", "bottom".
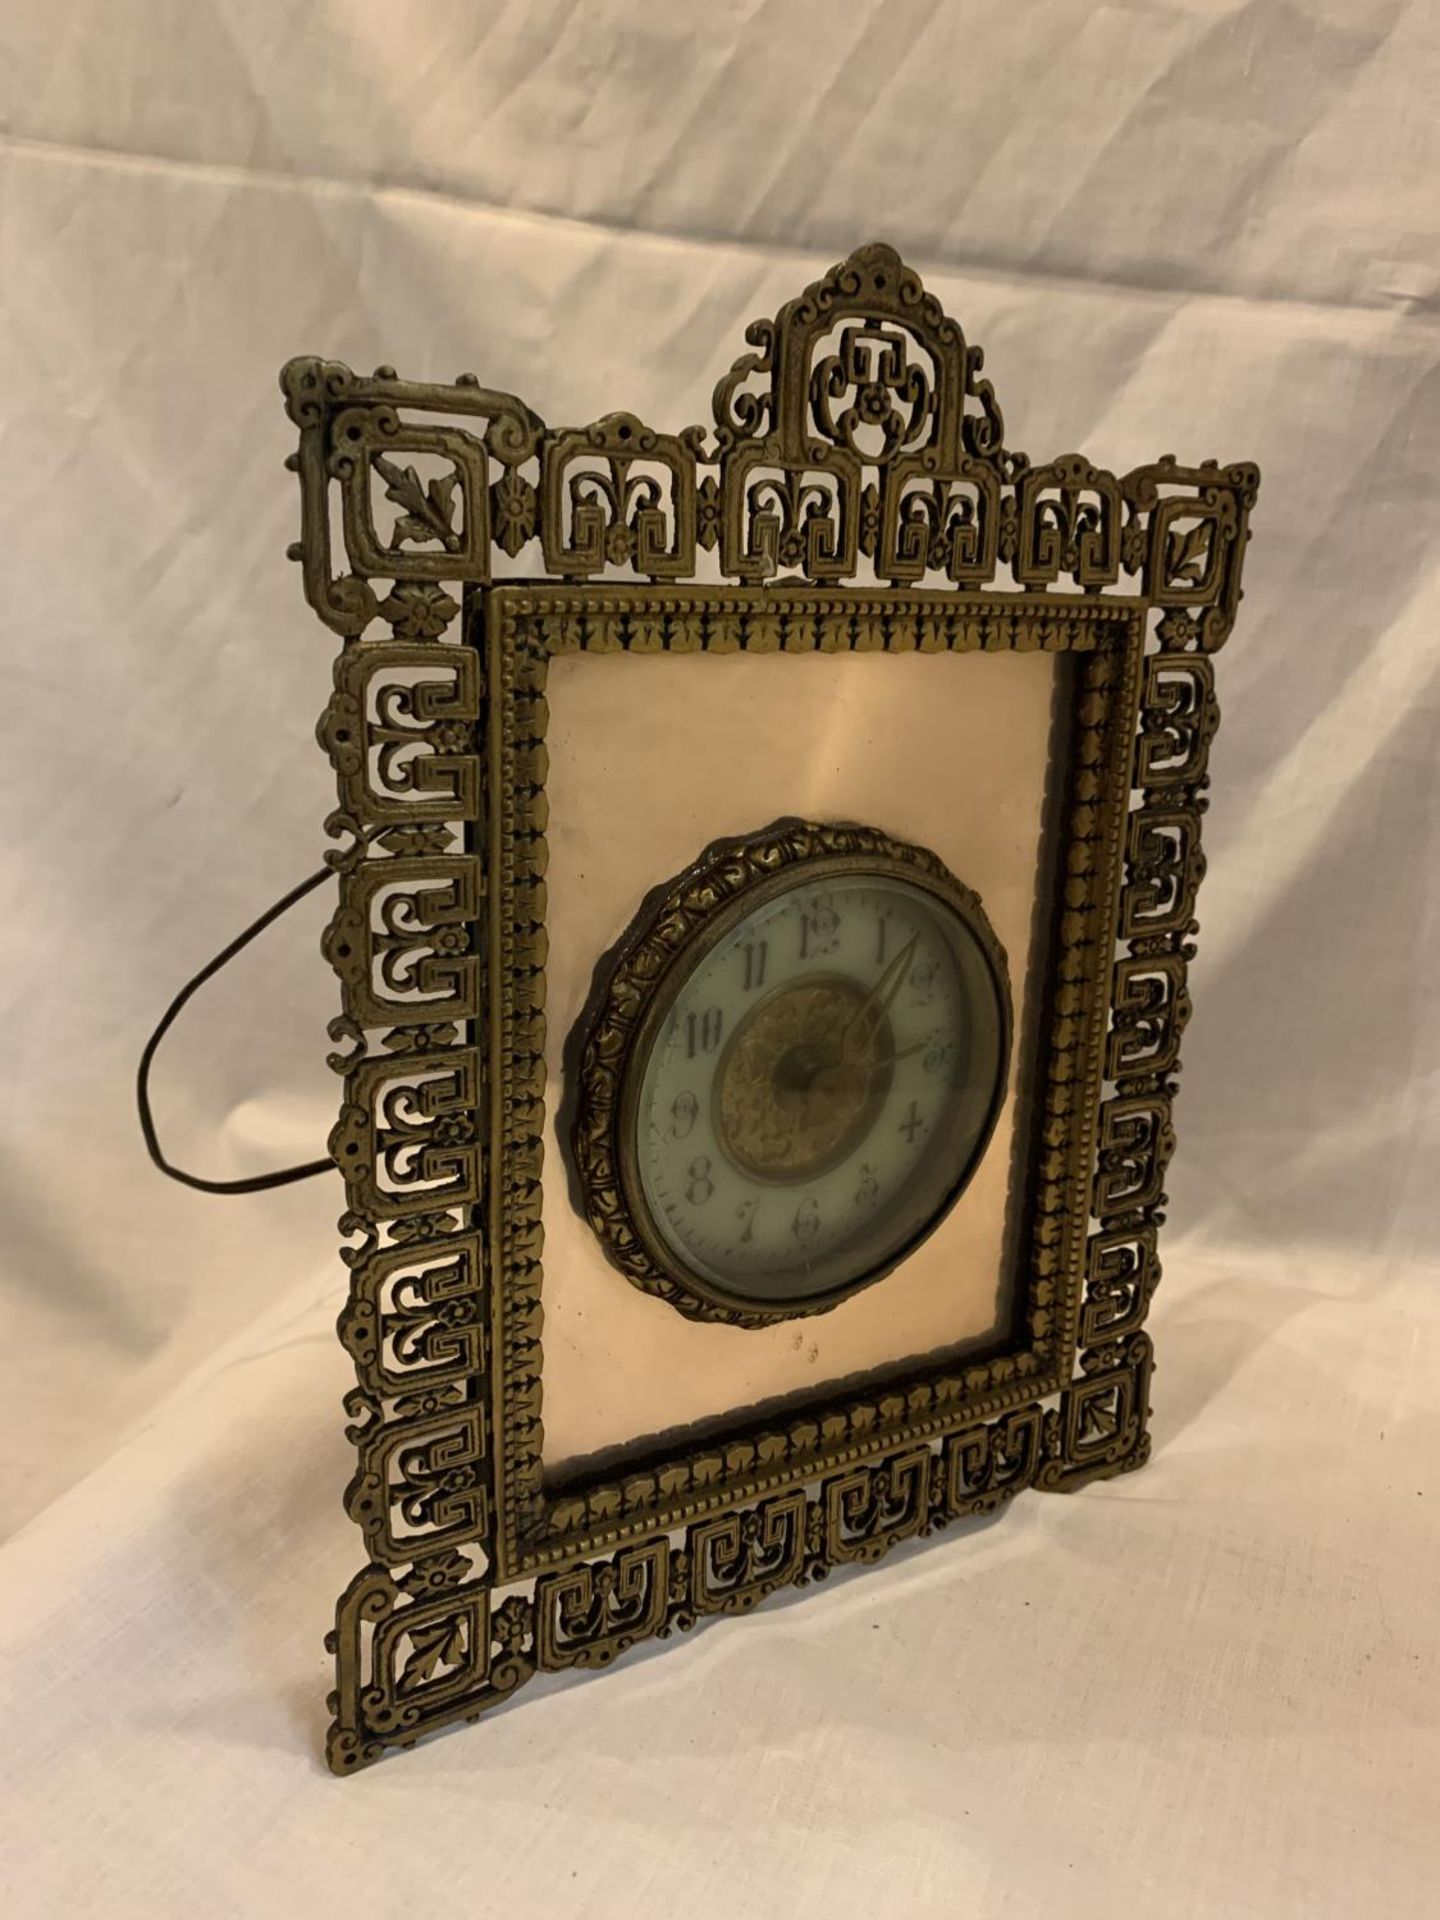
{"left": 282, "top": 240, "right": 1256, "bottom": 642}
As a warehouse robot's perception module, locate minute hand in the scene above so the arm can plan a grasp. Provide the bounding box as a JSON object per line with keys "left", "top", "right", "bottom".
{"left": 839, "top": 933, "right": 919, "bottom": 1064}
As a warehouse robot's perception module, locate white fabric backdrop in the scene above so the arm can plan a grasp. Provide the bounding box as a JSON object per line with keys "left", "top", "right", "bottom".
{"left": 2, "top": 2, "right": 1437, "bottom": 1913}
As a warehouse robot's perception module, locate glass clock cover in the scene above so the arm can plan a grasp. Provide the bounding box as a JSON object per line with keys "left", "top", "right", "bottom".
{"left": 572, "top": 825, "right": 1011, "bottom": 1320}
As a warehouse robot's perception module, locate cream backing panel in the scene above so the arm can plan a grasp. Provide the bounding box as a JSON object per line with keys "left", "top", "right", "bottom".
{"left": 538, "top": 642, "right": 1059, "bottom": 1473}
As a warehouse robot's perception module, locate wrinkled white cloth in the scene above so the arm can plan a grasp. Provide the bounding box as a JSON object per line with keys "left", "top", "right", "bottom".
{"left": 1, "top": 2, "right": 1437, "bottom": 1914}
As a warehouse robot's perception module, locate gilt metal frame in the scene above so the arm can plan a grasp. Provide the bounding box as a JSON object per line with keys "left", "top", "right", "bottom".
{"left": 281, "top": 241, "right": 1257, "bottom": 1772}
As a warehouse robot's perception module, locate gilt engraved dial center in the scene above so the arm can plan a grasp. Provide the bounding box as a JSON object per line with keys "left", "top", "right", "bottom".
{"left": 713, "top": 974, "right": 894, "bottom": 1185}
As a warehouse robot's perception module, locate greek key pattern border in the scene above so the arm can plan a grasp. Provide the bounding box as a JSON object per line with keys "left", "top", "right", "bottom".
{"left": 288, "top": 241, "right": 1255, "bottom": 1771}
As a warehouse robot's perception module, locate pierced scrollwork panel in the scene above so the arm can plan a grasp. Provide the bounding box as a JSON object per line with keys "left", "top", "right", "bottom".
{"left": 1105, "top": 951, "right": 1193, "bottom": 1082}
{"left": 1092, "top": 1091, "right": 1178, "bottom": 1221}
{"left": 541, "top": 412, "right": 702, "bottom": 579}
{"left": 327, "top": 1561, "right": 533, "bottom": 1773}
{"left": 1037, "top": 1335, "right": 1155, "bottom": 1491}
{"left": 822, "top": 1445, "right": 932, "bottom": 1565}
{"left": 283, "top": 238, "right": 1257, "bottom": 1771}
{"left": 1119, "top": 806, "right": 1206, "bottom": 943}
{"left": 687, "top": 1489, "right": 810, "bottom": 1616}
{"left": 1137, "top": 652, "right": 1219, "bottom": 789}
{"left": 1016, "top": 456, "right": 1123, "bottom": 590}
{"left": 942, "top": 1404, "right": 1049, "bottom": 1519}
{"left": 321, "top": 855, "right": 480, "bottom": 1029}
{"left": 1080, "top": 1225, "right": 1161, "bottom": 1348}
{"left": 877, "top": 456, "right": 1001, "bottom": 585}
{"left": 328, "top": 1052, "right": 482, "bottom": 1221}
{"left": 332, "top": 409, "right": 492, "bottom": 579}
{"left": 344, "top": 1400, "right": 489, "bottom": 1564}
{"left": 810, "top": 317, "right": 941, "bottom": 461}
{"left": 535, "top": 1538, "right": 671, "bottom": 1671}
{"left": 337, "top": 1232, "right": 486, "bottom": 1399}
{"left": 721, "top": 448, "right": 861, "bottom": 581}
{"left": 317, "top": 637, "right": 479, "bottom": 826}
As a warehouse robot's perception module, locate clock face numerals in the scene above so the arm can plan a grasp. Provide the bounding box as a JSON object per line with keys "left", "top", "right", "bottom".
{"left": 624, "top": 860, "right": 1009, "bottom": 1311}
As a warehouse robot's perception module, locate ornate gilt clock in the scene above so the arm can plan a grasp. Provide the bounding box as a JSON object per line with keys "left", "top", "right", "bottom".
{"left": 282, "top": 241, "right": 1258, "bottom": 1771}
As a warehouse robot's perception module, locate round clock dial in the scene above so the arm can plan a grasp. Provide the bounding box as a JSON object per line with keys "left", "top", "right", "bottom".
{"left": 569, "top": 822, "right": 1011, "bottom": 1324}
